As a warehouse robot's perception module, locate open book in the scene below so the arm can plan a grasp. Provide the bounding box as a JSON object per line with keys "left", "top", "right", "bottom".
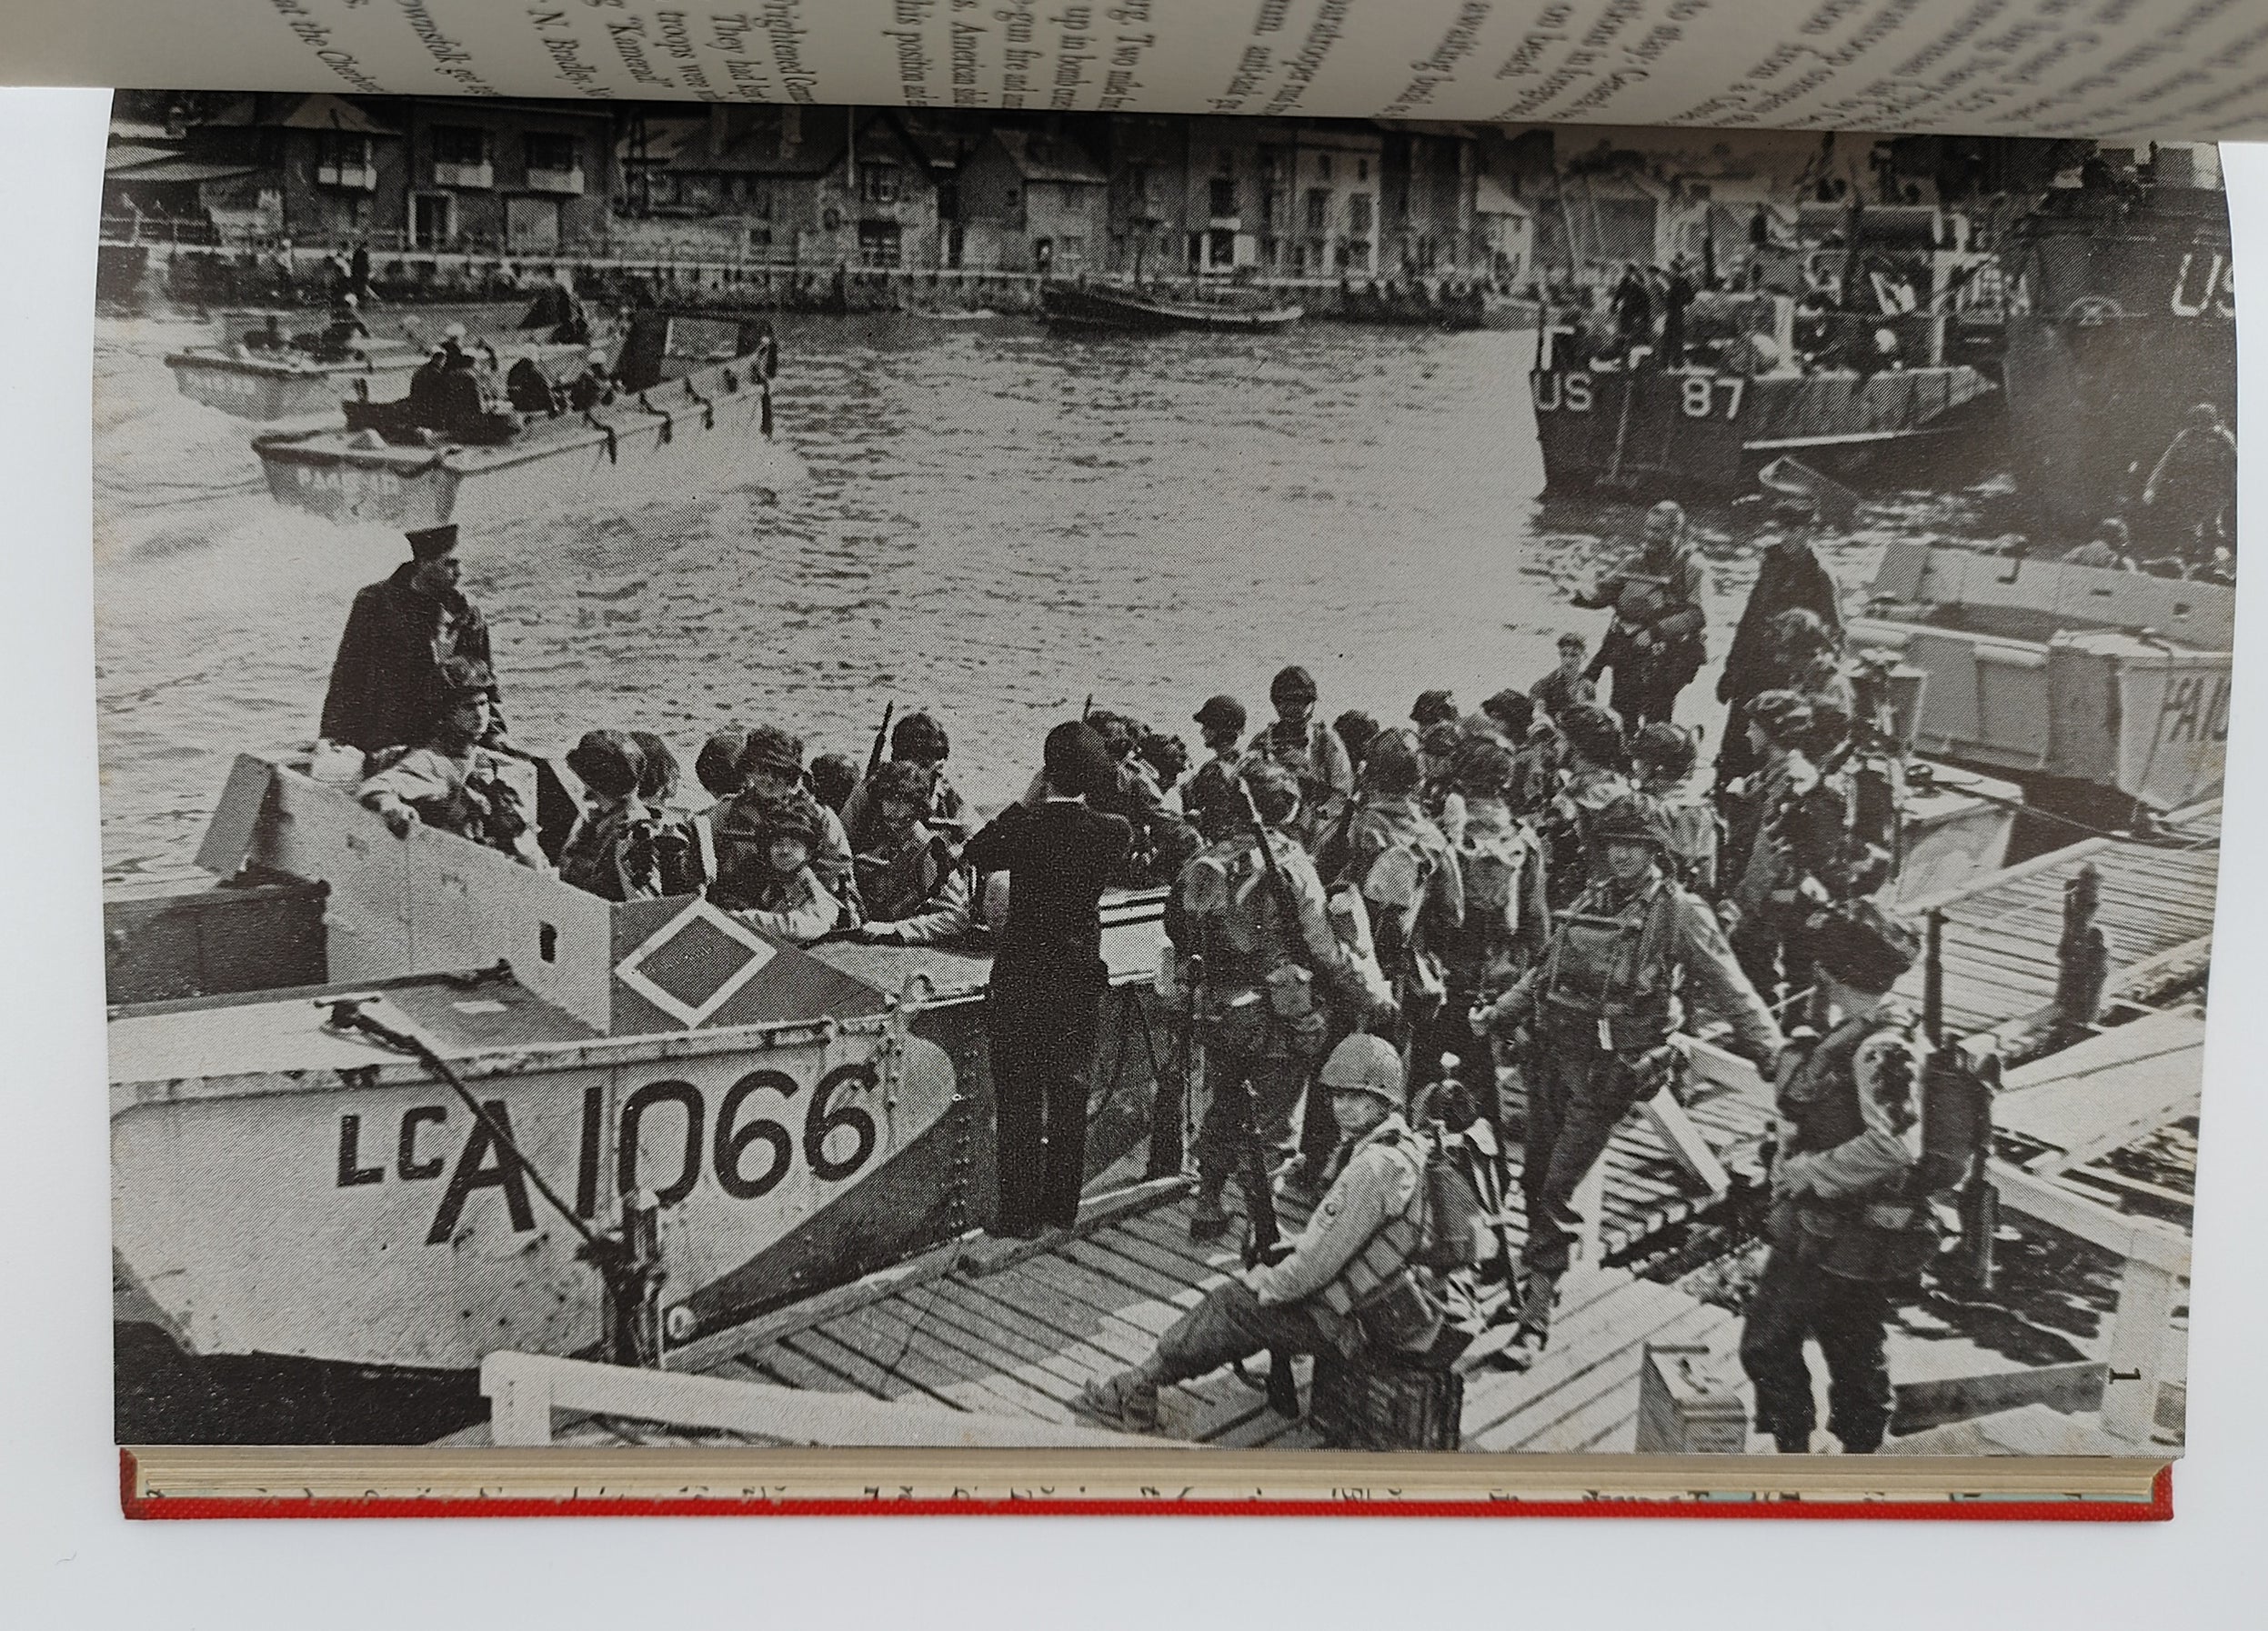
{"left": 75, "top": 0, "right": 2239, "bottom": 1517}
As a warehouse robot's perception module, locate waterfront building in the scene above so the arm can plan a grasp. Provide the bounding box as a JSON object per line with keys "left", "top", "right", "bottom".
{"left": 104, "top": 93, "right": 405, "bottom": 247}
{"left": 614, "top": 105, "right": 941, "bottom": 268}
{"left": 396, "top": 99, "right": 616, "bottom": 254}
{"left": 955, "top": 126, "right": 1109, "bottom": 275}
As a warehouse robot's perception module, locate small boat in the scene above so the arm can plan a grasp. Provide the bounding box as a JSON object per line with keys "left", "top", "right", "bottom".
{"left": 1852, "top": 539, "right": 2232, "bottom": 820}
{"left": 1039, "top": 280, "right": 1303, "bottom": 335}
{"left": 250, "top": 313, "right": 790, "bottom": 528}
{"left": 167, "top": 298, "right": 598, "bottom": 423}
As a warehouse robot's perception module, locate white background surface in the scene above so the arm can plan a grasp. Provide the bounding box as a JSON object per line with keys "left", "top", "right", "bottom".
{"left": 4, "top": 87, "right": 2263, "bottom": 1628}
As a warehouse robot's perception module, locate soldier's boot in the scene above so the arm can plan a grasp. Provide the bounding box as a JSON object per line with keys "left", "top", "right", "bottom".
{"left": 1073, "top": 1368, "right": 1161, "bottom": 1434}
{"left": 1188, "top": 1176, "right": 1232, "bottom": 1242}
{"left": 1490, "top": 1268, "right": 1559, "bottom": 1371}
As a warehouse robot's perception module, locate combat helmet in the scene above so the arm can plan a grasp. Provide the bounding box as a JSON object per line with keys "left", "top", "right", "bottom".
{"left": 1318, "top": 1033, "right": 1406, "bottom": 1110}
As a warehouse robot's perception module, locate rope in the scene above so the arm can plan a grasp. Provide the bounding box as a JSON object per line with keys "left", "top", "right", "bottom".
{"left": 325, "top": 998, "right": 606, "bottom": 1252}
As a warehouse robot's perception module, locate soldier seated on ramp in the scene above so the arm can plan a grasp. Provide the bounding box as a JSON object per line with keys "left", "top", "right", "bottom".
{"left": 1073, "top": 1036, "right": 1442, "bottom": 1435}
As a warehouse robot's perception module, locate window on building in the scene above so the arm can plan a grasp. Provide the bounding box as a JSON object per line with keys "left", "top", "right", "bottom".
{"left": 861, "top": 161, "right": 901, "bottom": 204}
{"left": 936, "top": 181, "right": 959, "bottom": 221}
{"left": 1209, "top": 176, "right": 1236, "bottom": 216}
{"left": 1316, "top": 153, "right": 1332, "bottom": 181}
{"left": 1350, "top": 194, "right": 1373, "bottom": 235}
{"left": 1055, "top": 235, "right": 1084, "bottom": 270}
{"left": 432, "top": 125, "right": 487, "bottom": 167}
{"left": 1305, "top": 188, "right": 1329, "bottom": 232}
{"left": 749, "top": 183, "right": 773, "bottom": 221}
{"left": 525, "top": 132, "right": 578, "bottom": 174}
{"left": 858, "top": 220, "right": 903, "bottom": 266}
{"left": 748, "top": 225, "right": 773, "bottom": 252}
{"left": 1126, "top": 164, "right": 1151, "bottom": 214}
{"left": 1357, "top": 156, "right": 1369, "bottom": 181}
{"left": 319, "top": 133, "right": 372, "bottom": 172}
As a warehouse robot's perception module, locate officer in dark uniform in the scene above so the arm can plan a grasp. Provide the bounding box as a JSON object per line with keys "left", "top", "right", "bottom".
{"left": 319, "top": 524, "right": 504, "bottom": 761}
{"left": 963, "top": 722, "right": 1133, "bottom": 1237}
{"left": 1476, "top": 797, "right": 1785, "bottom": 1365}
{"left": 1740, "top": 901, "right": 1927, "bottom": 1454}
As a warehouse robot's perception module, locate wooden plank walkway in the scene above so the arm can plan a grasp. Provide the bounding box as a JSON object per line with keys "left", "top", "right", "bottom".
{"left": 662, "top": 1058, "right": 1766, "bottom": 1451}
{"left": 1892, "top": 822, "right": 2220, "bottom": 1037}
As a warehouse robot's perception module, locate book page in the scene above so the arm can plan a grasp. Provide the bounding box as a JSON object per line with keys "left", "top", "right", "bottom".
{"left": 95, "top": 85, "right": 2224, "bottom": 1489}
{"left": 16, "top": 0, "right": 2268, "bottom": 140}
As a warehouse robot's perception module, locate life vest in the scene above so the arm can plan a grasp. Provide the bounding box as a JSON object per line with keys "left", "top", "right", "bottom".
{"left": 857, "top": 827, "right": 955, "bottom": 923}
{"left": 1314, "top": 1128, "right": 1427, "bottom": 1321}
{"left": 1538, "top": 877, "right": 1682, "bottom": 1052}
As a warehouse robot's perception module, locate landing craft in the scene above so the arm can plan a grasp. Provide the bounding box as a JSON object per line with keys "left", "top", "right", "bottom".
{"left": 107, "top": 756, "right": 1174, "bottom": 1375}
{"left": 167, "top": 300, "right": 599, "bottom": 423}
{"left": 250, "top": 312, "right": 798, "bottom": 527}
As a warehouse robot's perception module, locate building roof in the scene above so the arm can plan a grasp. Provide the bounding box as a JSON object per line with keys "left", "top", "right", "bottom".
{"left": 627, "top": 111, "right": 852, "bottom": 178}
{"left": 106, "top": 158, "right": 260, "bottom": 185}
{"left": 986, "top": 128, "right": 1106, "bottom": 185}
{"left": 1474, "top": 175, "right": 1531, "bottom": 217}
{"left": 104, "top": 144, "right": 181, "bottom": 174}
{"left": 201, "top": 93, "right": 397, "bottom": 136}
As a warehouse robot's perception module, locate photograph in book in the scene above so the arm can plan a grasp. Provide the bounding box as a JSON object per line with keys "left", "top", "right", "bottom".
{"left": 97, "top": 93, "right": 2230, "bottom": 1460}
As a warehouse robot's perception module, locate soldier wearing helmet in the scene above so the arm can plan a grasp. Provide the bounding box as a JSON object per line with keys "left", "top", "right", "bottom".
{"left": 727, "top": 724, "right": 859, "bottom": 920}
{"left": 712, "top": 793, "right": 842, "bottom": 945}
{"left": 1475, "top": 796, "right": 1783, "bottom": 1367}
{"left": 1572, "top": 499, "right": 1708, "bottom": 728}
{"left": 356, "top": 657, "right": 541, "bottom": 867}
{"left": 1424, "top": 736, "right": 1550, "bottom": 1104}
{"left": 840, "top": 709, "right": 967, "bottom": 854}
{"left": 1721, "top": 689, "right": 1828, "bottom": 1009}
{"left": 1741, "top": 901, "right": 1927, "bottom": 1454}
{"left": 1166, "top": 759, "right": 1388, "bottom": 1243}
{"left": 1247, "top": 665, "right": 1354, "bottom": 846}
{"left": 849, "top": 758, "right": 972, "bottom": 946}
{"left": 1074, "top": 1034, "right": 1440, "bottom": 1434}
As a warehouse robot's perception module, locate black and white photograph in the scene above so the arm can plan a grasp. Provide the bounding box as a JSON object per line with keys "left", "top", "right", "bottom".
{"left": 95, "top": 94, "right": 2231, "bottom": 1466}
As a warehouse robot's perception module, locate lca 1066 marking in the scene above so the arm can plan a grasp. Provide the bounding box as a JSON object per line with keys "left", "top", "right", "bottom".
{"left": 333, "top": 1060, "right": 884, "bottom": 1246}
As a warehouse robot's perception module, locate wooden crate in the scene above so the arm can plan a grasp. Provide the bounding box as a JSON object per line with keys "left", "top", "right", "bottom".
{"left": 1310, "top": 1348, "right": 1464, "bottom": 1452}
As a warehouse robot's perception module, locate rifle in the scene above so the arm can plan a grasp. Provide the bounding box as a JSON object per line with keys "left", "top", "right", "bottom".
{"left": 1233, "top": 779, "right": 1309, "bottom": 1418}
{"left": 864, "top": 701, "right": 896, "bottom": 785}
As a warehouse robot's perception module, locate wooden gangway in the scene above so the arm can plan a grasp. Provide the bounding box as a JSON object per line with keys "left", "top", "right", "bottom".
{"left": 1893, "top": 810, "right": 2220, "bottom": 1040}
{"left": 485, "top": 1048, "right": 1772, "bottom": 1454}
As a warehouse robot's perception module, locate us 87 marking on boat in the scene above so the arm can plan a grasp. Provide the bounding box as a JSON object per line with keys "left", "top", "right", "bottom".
{"left": 332, "top": 1061, "right": 884, "bottom": 1246}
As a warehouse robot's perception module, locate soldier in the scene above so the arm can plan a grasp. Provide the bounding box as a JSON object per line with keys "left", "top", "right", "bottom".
{"left": 1772, "top": 608, "right": 1855, "bottom": 760}
{"left": 356, "top": 659, "right": 541, "bottom": 868}
{"left": 1740, "top": 903, "right": 1928, "bottom": 1454}
{"left": 1073, "top": 1035, "right": 1439, "bottom": 1434}
{"left": 1574, "top": 500, "right": 1708, "bottom": 728}
{"left": 1537, "top": 702, "right": 1632, "bottom": 912}
{"left": 1332, "top": 710, "right": 1381, "bottom": 780}
{"left": 629, "top": 729, "right": 704, "bottom": 896}
{"left": 1474, "top": 798, "right": 1785, "bottom": 1366}
{"left": 963, "top": 722, "right": 1133, "bottom": 1237}
{"left": 1410, "top": 689, "right": 1460, "bottom": 731}
{"left": 1248, "top": 665, "right": 1354, "bottom": 847}
{"left": 2141, "top": 402, "right": 2236, "bottom": 564}
{"left": 1089, "top": 709, "right": 1201, "bottom": 887}
{"left": 717, "top": 797, "right": 844, "bottom": 945}
{"left": 850, "top": 759, "right": 973, "bottom": 946}
{"left": 1718, "top": 490, "right": 1843, "bottom": 790}
{"left": 1417, "top": 721, "right": 1467, "bottom": 841}
{"left": 1327, "top": 730, "right": 1463, "bottom": 1027}
{"left": 556, "top": 729, "right": 667, "bottom": 902}
{"left": 1721, "top": 690, "right": 1835, "bottom": 1012}
{"left": 733, "top": 725, "right": 860, "bottom": 920}
{"left": 1631, "top": 723, "right": 1720, "bottom": 899}
{"left": 840, "top": 710, "right": 966, "bottom": 853}
{"left": 1420, "top": 737, "right": 1549, "bottom": 1096}
{"left": 1180, "top": 693, "right": 1248, "bottom": 842}
{"left": 1530, "top": 632, "right": 1596, "bottom": 725}
{"left": 320, "top": 524, "right": 504, "bottom": 761}
{"left": 1169, "top": 761, "right": 1380, "bottom": 1242}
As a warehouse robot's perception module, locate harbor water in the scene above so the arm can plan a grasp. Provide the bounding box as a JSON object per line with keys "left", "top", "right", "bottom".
{"left": 94, "top": 311, "right": 2019, "bottom": 884}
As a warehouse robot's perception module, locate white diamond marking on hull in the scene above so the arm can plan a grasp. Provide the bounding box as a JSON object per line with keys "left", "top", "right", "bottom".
{"left": 613, "top": 896, "right": 778, "bottom": 1028}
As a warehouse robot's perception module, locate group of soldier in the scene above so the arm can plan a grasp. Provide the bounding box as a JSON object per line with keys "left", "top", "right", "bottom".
{"left": 316, "top": 485, "right": 1945, "bottom": 1454}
